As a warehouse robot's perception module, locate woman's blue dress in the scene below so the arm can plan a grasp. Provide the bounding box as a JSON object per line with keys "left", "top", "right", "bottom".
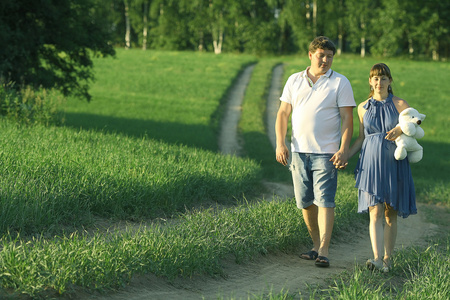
{"left": 354, "top": 94, "right": 417, "bottom": 218}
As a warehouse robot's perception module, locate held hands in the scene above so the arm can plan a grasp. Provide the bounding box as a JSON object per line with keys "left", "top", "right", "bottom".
{"left": 330, "top": 150, "right": 348, "bottom": 170}
{"left": 276, "top": 144, "right": 290, "bottom": 166}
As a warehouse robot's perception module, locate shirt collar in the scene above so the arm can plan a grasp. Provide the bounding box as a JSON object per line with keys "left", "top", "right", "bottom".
{"left": 303, "top": 68, "right": 333, "bottom": 87}
{"left": 303, "top": 67, "right": 333, "bottom": 79}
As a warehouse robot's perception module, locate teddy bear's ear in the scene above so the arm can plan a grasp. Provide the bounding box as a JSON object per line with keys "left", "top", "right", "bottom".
{"left": 420, "top": 113, "right": 426, "bottom": 120}
{"left": 400, "top": 108, "right": 411, "bottom": 116}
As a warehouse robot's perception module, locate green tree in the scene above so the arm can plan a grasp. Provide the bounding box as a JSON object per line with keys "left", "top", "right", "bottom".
{"left": 232, "top": 0, "right": 281, "bottom": 55}
{"left": 149, "top": 0, "right": 192, "bottom": 50}
{"left": 278, "top": 0, "right": 314, "bottom": 53}
{"left": 345, "top": 0, "right": 378, "bottom": 57}
{"left": 369, "top": 0, "right": 405, "bottom": 57}
{"left": 410, "top": 0, "right": 449, "bottom": 60}
{"left": 0, "top": 0, "right": 115, "bottom": 100}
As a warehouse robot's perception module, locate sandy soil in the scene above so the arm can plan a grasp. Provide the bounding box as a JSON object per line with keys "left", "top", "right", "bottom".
{"left": 84, "top": 65, "right": 439, "bottom": 300}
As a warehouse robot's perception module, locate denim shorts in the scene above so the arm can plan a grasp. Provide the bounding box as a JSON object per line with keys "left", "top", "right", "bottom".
{"left": 290, "top": 152, "right": 337, "bottom": 209}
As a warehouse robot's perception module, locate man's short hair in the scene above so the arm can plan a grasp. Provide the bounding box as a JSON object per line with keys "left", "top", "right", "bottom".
{"left": 309, "top": 36, "right": 336, "bottom": 55}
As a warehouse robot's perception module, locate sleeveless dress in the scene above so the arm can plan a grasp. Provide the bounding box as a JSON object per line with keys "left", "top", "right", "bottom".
{"left": 354, "top": 94, "right": 417, "bottom": 218}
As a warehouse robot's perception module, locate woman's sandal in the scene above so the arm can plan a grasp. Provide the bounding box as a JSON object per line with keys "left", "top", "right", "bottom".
{"left": 382, "top": 259, "right": 392, "bottom": 273}
{"left": 300, "top": 250, "right": 318, "bottom": 260}
{"left": 366, "top": 258, "right": 389, "bottom": 273}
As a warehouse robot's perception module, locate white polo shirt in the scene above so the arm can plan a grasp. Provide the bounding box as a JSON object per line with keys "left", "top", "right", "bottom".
{"left": 280, "top": 68, "right": 355, "bottom": 154}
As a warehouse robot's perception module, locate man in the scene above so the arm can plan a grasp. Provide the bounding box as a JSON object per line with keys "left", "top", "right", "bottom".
{"left": 275, "top": 36, "right": 355, "bottom": 268}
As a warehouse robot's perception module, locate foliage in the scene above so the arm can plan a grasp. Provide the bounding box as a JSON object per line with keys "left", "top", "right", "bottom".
{"left": 97, "top": 0, "right": 449, "bottom": 59}
{"left": 0, "top": 0, "right": 115, "bottom": 100}
{"left": 0, "top": 83, "right": 65, "bottom": 126}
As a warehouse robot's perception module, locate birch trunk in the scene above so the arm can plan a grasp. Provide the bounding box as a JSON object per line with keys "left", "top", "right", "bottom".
{"left": 213, "top": 31, "right": 223, "bottom": 54}
{"left": 408, "top": 37, "right": 414, "bottom": 58}
{"left": 360, "top": 17, "right": 365, "bottom": 58}
{"left": 360, "top": 36, "right": 365, "bottom": 58}
{"left": 142, "top": 1, "right": 148, "bottom": 50}
{"left": 198, "top": 31, "right": 204, "bottom": 52}
{"left": 124, "top": 0, "right": 131, "bottom": 49}
{"left": 312, "top": 0, "right": 317, "bottom": 37}
{"left": 432, "top": 41, "right": 439, "bottom": 61}
{"left": 337, "top": 33, "right": 343, "bottom": 56}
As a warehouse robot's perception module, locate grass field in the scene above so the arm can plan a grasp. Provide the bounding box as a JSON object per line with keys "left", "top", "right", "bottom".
{"left": 0, "top": 49, "right": 448, "bottom": 298}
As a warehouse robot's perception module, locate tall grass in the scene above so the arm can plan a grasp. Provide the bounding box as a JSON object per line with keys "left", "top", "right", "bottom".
{"left": 0, "top": 122, "right": 261, "bottom": 234}
{"left": 0, "top": 49, "right": 262, "bottom": 235}
{"left": 0, "top": 192, "right": 366, "bottom": 298}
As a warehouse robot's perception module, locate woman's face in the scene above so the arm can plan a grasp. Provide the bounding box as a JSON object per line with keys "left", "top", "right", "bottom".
{"left": 369, "top": 75, "right": 392, "bottom": 94}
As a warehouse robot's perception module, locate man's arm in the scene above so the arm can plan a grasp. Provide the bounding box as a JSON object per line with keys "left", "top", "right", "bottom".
{"left": 275, "top": 101, "right": 292, "bottom": 166}
{"left": 330, "top": 106, "right": 354, "bottom": 169}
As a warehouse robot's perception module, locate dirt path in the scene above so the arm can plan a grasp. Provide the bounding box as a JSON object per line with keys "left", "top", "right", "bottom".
{"left": 87, "top": 64, "right": 439, "bottom": 300}
{"left": 218, "top": 64, "right": 255, "bottom": 156}
{"left": 90, "top": 206, "right": 436, "bottom": 300}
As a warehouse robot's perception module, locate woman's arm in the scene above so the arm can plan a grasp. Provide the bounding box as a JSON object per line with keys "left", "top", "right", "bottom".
{"left": 348, "top": 102, "right": 367, "bottom": 159}
{"left": 385, "top": 96, "right": 411, "bottom": 141}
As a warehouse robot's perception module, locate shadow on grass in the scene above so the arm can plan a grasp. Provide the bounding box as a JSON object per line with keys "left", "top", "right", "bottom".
{"left": 0, "top": 160, "right": 258, "bottom": 235}
{"left": 242, "top": 131, "right": 292, "bottom": 183}
{"left": 64, "top": 112, "right": 218, "bottom": 152}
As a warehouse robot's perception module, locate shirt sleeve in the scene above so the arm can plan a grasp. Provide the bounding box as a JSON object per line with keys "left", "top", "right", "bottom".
{"left": 337, "top": 77, "right": 356, "bottom": 107}
{"left": 279, "top": 73, "right": 297, "bottom": 104}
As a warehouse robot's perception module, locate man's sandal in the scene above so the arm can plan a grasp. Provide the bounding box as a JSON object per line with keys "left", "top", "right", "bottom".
{"left": 300, "top": 250, "right": 318, "bottom": 260}
{"left": 315, "top": 256, "right": 330, "bottom": 267}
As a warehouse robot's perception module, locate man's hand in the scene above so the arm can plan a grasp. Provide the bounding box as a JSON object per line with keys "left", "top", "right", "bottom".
{"left": 330, "top": 150, "right": 349, "bottom": 169}
{"left": 276, "top": 144, "right": 290, "bottom": 166}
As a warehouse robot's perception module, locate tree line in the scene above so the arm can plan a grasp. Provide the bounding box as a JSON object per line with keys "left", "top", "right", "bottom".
{"left": 0, "top": 0, "right": 448, "bottom": 101}
{"left": 112, "top": 0, "right": 448, "bottom": 59}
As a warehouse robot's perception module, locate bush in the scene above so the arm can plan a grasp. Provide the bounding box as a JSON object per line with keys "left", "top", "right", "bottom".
{"left": 0, "top": 83, "right": 65, "bottom": 126}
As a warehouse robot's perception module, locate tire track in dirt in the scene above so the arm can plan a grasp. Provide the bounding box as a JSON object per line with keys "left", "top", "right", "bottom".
{"left": 218, "top": 64, "right": 255, "bottom": 156}
{"left": 86, "top": 64, "right": 438, "bottom": 300}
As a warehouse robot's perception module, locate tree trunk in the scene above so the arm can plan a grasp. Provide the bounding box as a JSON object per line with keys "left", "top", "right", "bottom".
{"left": 213, "top": 31, "right": 223, "bottom": 54}
{"left": 198, "top": 30, "right": 204, "bottom": 52}
{"left": 432, "top": 41, "right": 439, "bottom": 61}
{"left": 360, "top": 17, "right": 365, "bottom": 58}
{"left": 361, "top": 36, "right": 365, "bottom": 58}
{"left": 312, "top": 0, "right": 317, "bottom": 37}
{"left": 306, "top": 3, "right": 310, "bottom": 30}
{"left": 337, "top": 33, "right": 343, "bottom": 56}
{"left": 124, "top": 0, "right": 131, "bottom": 49}
{"left": 142, "top": 1, "right": 149, "bottom": 50}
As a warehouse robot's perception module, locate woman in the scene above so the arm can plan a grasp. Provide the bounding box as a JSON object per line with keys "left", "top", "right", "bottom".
{"left": 348, "top": 63, "right": 417, "bottom": 272}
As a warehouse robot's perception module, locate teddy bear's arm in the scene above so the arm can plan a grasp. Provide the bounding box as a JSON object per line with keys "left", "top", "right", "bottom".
{"left": 414, "top": 127, "right": 425, "bottom": 139}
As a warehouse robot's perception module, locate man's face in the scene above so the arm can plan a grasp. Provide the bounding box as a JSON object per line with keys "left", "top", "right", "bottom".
{"left": 309, "top": 48, "right": 334, "bottom": 75}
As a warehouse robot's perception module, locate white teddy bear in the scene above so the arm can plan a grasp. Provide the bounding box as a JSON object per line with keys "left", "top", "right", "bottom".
{"left": 394, "top": 107, "right": 426, "bottom": 163}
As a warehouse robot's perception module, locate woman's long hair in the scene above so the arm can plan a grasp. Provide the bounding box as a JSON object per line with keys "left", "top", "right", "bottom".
{"left": 368, "top": 63, "right": 393, "bottom": 98}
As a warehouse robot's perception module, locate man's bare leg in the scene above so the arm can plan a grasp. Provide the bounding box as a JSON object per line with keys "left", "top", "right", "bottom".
{"left": 317, "top": 207, "right": 335, "bottom": 258}
{"left": 302, "top": 204, "right": 320, "bottom": 252}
